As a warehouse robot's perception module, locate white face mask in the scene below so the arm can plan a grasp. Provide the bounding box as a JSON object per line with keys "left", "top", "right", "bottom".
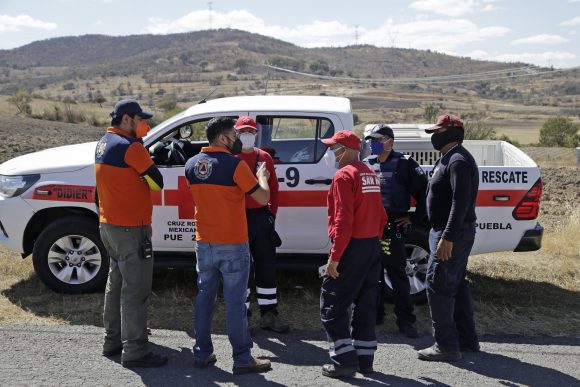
{"left": 324, "top": 146, "right": 345, "bottom": 169}
{"left": 239, "top": 132, "right": 256, "bottom": 150}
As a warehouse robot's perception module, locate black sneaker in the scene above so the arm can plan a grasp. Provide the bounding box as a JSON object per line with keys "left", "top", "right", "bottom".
{"left": 321, "top": 364, "right": 357, "bottom": 378}
{"left": 399, "top": 324, "right": 420, "bottom": 338}
{"left": 193, "top": 353, "right": 217, "bottom": 368}
{"left": 417, "top": 345, "right": 462, "bottom": 362}
{"left": 122, "top": 352, "right": 168, "bottom": 368}
{"left": 102, "top": 346, "right": 122, "bottom": 357}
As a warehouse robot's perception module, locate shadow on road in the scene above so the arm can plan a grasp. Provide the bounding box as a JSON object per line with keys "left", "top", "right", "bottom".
{"left": 451, "top": 350, "right": 580, "bottom": 386}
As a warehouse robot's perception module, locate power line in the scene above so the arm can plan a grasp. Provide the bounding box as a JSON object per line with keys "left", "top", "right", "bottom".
{"left": 264, "top": 64, "right": 579, "bottom": 85}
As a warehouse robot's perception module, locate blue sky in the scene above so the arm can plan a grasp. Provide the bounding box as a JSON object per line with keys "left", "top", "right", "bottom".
{"left": 1, "top": 0, "right": 580, "bottom": 68}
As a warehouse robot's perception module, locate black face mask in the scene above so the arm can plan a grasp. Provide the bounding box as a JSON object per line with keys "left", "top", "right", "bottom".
{"left": 430, "top": 127, "right": 464, "bottom": 151}
{"left": 226, "top": 135, "right": 243, "bottom": 155}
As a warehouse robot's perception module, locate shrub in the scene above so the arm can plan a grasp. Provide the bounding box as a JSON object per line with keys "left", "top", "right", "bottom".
{"left": 539, "top": 116, "right": 579, "bottom": 147}
{"left": 423, "top": 103, "right": 443, "bottom": 123}
{"left": 8, "top": 89, "right": 32, "bottom": 116}
{"left": 464, "top": 120, "right": 496, "bottom": 140}
{"left": 156, "top": 95, "right": 177, "bottom": 112}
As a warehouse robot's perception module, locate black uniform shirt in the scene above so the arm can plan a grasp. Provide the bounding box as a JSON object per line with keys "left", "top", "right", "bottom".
{"left": 367, "top": 152, "right": 428, "bottom": 224}
{"left": 426, "top": 144, "right": 479, "bottom": 241}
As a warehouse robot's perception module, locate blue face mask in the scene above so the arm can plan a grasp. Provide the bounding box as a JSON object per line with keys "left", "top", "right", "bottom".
{"left": 370, "top": 141, "right": 384, "bottom": 155}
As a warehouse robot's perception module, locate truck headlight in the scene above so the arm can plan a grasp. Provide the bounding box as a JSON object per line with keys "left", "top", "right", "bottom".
{"left": 0, "top": 174, "right": 40, "bottom": 198}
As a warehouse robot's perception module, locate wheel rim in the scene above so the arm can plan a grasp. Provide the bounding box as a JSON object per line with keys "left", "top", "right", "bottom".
{"left": 47, "top": 235, "right": 102, "bottom": 285}
{"left": 383, "top": 242, "right": 429, "bottom": 295}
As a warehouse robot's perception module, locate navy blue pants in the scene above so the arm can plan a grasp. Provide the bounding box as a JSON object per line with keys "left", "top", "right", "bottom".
{"left": 246, "top": 207, "right": 278, "bottom": 315}
{"left": 378, "top": 222, "right": 416, "bottom": 329}
{"left": 320, "top": 237, "right": 381, "bottom": 369}
{"left": 426, "top": 227, "right": 479, "bottom": 352}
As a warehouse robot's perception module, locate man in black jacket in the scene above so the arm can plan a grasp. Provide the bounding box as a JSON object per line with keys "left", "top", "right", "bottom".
{"left": 418, "top": 114, "right": 480, "bottom": 362}
{"left": 364, "top": 124, "right": 427, "bottom": 338}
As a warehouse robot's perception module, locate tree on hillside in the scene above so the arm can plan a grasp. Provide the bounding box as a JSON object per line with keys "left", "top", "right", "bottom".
{"left": 539, "top": 116, "right": 579, "bottom": 147}
{"left": 235, "top": 58, "right": 250, "bottom": 74}
{"left": 8, "top": 89, "right": 32, "bottom": 116}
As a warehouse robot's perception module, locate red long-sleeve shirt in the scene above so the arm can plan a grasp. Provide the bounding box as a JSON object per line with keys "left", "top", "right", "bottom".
{"left": 327, "top": 161, "right": 387, "bottom": 262}
{"left": 236, "top": 148, "right": 279, "bottom": 215}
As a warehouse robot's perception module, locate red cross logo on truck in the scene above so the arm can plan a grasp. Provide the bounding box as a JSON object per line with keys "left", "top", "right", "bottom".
{"left": 162, "top": 176, "right": 195, "bottom": 219}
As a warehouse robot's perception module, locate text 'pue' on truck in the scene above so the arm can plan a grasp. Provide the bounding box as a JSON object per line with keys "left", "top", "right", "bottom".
{"left": 0, "top": 96, "right": 543, "bottom": 302}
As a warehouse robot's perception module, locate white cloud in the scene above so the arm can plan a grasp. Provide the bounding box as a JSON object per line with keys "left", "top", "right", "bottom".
{"left": 569, "top": 0, "right": 580, "bottom": 3}
{"left": 409, "top": 0, "right": 499, "bottom": 17}
{"left": 146, "top": 10, "right": 355, "bottom": 47}
{"left": 511, "top": 34, "right": 568, "bottom": 45}
{"left": 362, "top": 18, "right": 510, "bottom": 52}
{"left": 466, "top": 50, "right": 576, "bottom": 67}
{"left": 0, "top": 14, "right": 57, "bottom": 33}
{"left": 146, "top": 10, "right": 509, "bottom": 52}
{"left": 561, "top": 16, "right": 580, "bottom": 26}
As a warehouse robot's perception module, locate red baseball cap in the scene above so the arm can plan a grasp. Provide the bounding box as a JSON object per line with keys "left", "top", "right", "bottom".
{"left": 234, "top": 116, "right": 257, "bottom": 130}
{"left": 321, "top": 130, "right": 361, "bottom": 150}
{"left": 425, "top": 114, "right": 464, "bottom": 133}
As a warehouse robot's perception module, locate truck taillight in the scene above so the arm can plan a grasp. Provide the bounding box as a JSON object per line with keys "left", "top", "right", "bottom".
{"left": 512, "top": 178, "right": 542, "bottom": 220}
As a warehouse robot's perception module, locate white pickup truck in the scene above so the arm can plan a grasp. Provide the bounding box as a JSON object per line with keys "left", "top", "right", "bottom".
{"left": 0, "top": 96, "right": 543, "bottom": 302}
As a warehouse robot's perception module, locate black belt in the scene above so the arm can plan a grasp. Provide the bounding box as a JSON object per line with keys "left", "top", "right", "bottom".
{"left": 246, "top": 206, "right": 268, "bottom": 213}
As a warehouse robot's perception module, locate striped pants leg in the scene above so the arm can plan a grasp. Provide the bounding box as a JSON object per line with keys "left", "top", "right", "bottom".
{"left": 320, "top": 237, "right": 381, "bottom": 368}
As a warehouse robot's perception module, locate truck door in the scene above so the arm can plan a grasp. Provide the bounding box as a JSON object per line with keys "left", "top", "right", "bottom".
{"left": 145, "top": 114, "right": 244, "bottom": 251}
{"left": 254, "top": 114, "right": 338, "bottom": 252}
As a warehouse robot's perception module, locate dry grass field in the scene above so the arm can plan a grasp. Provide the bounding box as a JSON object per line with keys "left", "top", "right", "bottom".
{"left": 0, "top": 114, "right": 578, "bottom": 336}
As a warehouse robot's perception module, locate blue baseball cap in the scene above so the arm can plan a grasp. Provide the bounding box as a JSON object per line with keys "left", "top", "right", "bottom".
{"left": 111, "top": 99, "right": 153, "bottom": 120}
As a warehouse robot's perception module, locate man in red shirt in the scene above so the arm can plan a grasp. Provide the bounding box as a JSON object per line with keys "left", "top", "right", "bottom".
{"left": 320, "top": 130, "right": 387, "bottom": 378}
{"left": 234, "top": 116, "right": 289, "bottom": 334}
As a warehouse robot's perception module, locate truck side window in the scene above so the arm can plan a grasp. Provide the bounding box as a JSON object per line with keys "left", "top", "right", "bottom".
{"left": 256, "top": 116, "right": 334, "bottom": 164}
{"left": 148, "top": 117, "right": 220, "bottom": 166}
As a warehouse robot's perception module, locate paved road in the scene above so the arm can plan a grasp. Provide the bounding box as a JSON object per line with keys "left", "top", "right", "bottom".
{"left": 1, "top": 324, "right": 579, "bottom": 386}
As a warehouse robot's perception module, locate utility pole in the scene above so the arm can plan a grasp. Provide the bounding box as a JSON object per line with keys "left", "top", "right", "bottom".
{"left": 355, "top": 24, "right": 360, "bottom": 45}
{"left": 208, "top": 1, "right": 213, "bottom": 30}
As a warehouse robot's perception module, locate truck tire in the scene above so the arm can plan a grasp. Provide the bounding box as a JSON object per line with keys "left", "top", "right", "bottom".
{"left": 32, "top": 216, "right": 109, "bottom": 294}
{"left": 383, "top": 228, "right": 430, "bottom": 305}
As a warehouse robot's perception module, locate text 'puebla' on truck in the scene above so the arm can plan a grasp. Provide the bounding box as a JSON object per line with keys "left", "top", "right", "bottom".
{"left": 0, "top": 96, "right": 543, "bottom": 303}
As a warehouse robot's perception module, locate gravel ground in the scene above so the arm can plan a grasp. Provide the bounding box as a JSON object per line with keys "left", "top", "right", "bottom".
{"left": 1, "top": 324, "right": 579, "bottom": 387}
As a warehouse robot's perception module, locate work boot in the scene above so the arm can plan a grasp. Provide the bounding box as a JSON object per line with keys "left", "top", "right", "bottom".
{"left": 417, "top": 345, "right": 462, "bottom": 362}
{"left": 122, "top": 352, "right": 168, "bottom": 368}
{"left": 102, "top": 346, "right": 122, "bottom": 357}
{"left": 193, "top": 353, "right": 217, "bottom": 368}
{"left": 321, "top": 364, "right": 357, "bottom": 378}
{"left": 232, "top": 357, "right": 272, "bottom": 375}
{"left": 260, "top": 311, "right": 290, "bottom": 334}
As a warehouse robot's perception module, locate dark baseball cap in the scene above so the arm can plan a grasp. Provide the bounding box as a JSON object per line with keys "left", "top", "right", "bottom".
{"left": 321, "top": 130, "right": 361, "bottom": 150}
{"left": 425, "top": 114, "right": 463, "bottom": 133}
{"left": 364, "top": 124, "right": 394, "bottom": 140}
{"left": 111, "top": 99, "right": 153, "bottom": 120}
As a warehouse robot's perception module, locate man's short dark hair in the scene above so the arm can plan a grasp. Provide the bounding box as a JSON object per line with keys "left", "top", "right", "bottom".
{"left": 206, "top": 117, "right": 235, "bottom": 143}
{"left": 111, "top": 113, "right": 134, "bottom": 127}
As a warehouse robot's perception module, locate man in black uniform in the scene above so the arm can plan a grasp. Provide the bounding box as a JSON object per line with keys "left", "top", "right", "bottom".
{"left": 364, "top": 124, "right": 427, "bottom": 338}
{"left": 418, "top": 114, "right": 480, "bottom": 362}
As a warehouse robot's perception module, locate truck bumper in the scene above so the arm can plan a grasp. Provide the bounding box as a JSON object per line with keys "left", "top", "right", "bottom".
{"left": 514, "top": 223, "right": 543, "bottom": 252}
